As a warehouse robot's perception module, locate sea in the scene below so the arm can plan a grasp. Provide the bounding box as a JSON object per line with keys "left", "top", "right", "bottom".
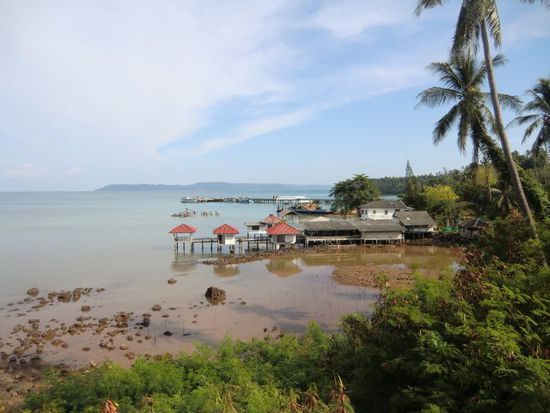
{"left": 0, "top": 190, "right": 458, "bottom": 366}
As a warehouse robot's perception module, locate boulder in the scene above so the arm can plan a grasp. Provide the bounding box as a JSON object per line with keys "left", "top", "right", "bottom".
{"left": 26, "top": 288, "right": 39, "bottom": 297}
{"left": 57, "top": 291, "right": 72, "bottom": 303}
{"left": 205, "top": 286, "right": 226, "bottom": 304}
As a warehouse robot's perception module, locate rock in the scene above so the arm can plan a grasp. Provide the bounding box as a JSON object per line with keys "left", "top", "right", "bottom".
{"left": 81, "top": 305, "right": 91, "bottom": 312}
{"left": 138, "top": 314, "right": 151, "bottom": 327}
{"left": 125, "top": 352, "right": 135, "bottom": 360}
{"left": 82, "top": 347, "right": 90, "bottom": 352}
{"left": 240, "top": 301, "right": 247, "bottom": 305}
{"left": 163, "top": 331, "right": 173, "bottom": 336}
{"left": 57, "top": 291, "right": 72, "bottom": 303}
{"left": 119, "top": 344, "right": 128, "bottom": 350}
{"left": 28, "top": 319, "right": 40, "bottom": 325}
{"left": 167, "top": 278, "right": 177, "bottom": 284}
{"left": 205, "top": 286, "right": 226, "bottom": 304}
{"left": 152, "top": 304, "right": 161, "bottom": 312}
{"left": 26, "top": 288, "right": 39, "bottom": 297}
{"left": 72, "top": 288, "right": 83, "bottom": 301}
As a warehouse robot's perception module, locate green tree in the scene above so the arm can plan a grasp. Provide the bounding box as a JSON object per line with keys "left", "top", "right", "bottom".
{"left": 416, "top": 0, "right": 550, "bottom": 240}
{"left": 403, "top": 160, "right": 424, "bottom": 208}
{"left": 330, "top": 174, "right": 381, "bottom": 214}
{"left": 510, "top": 77, "right": 550, "bottom": 154}
{"left": 423, "top": 184, "right": 459, "bottom": 224}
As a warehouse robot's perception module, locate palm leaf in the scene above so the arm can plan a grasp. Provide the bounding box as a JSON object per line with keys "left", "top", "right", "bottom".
{"left": 433, "top": 104, "right": 460, "bottom": 145}
{"left": 416, "top": 87, "right": 461, "bottom": 108}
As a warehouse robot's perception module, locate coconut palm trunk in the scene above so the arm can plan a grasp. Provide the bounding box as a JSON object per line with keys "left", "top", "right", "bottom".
{"left": 480, "top": 22, "right": 539, "bottom": 238}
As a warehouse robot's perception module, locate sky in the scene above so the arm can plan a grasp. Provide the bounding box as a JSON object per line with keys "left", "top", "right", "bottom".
{"left": 1, "top": 0, "right": 549, "bottom": 191}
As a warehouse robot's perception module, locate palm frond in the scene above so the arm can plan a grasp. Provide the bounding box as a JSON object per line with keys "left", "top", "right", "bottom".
{"left": 458, "top": 110, "right": 470, "bottom": 154}
{"left": 452, "top": 0, "right": 482, "bottom": 56}
{"left": 485, "top": 0, "right": 502, "bottom": 48}
{"left": 532, "top": 124, "right": 550, "bottom": 151}
{"left": 497, "top": 93, "right": 522, "bottom": 112}
{"left": 507, "top": 114, "right": 539, "bottom": 128}
{"left": 416, "top": 87, "right": 461, "bottom": 108}
{"left": 427, "top": 62, "right": 463, "bottom": 90}
{"left": 522, "top": 118, "right": 544, "bottom": 142}
{"left": 415, "top": 0, "right": 445, "bottom": 15}
{"left": 433, "top": 104, "right": 460, "bottom": 145}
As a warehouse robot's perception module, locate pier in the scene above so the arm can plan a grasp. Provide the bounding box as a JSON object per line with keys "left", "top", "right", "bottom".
{"left": 181, "top": 195, "right": 332, "bottom": 206}
{"left": 179, "top": 236, "right": 273, "bottom": 254}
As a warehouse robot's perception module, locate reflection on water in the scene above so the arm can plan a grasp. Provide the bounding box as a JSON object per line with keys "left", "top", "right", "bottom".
{"left": 265, "top": 259, "right": 302, "bottom": 277}
{"left": 171, "top": 255, "right": 198, "bottom": 273}
{"left": 0, "top": 245, "right": 460, "bottom": 367}
{"left": 213, "top": 264, "right": 240, "bottom": 277}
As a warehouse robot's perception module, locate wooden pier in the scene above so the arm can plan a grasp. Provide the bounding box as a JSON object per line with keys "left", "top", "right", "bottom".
{"left": 175, "top": 236, "right": 274, "bottom": 254}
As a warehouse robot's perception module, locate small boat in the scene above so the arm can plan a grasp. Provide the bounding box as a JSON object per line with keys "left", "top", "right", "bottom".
{"left": 181, "top": 196, "right": 199, "bottom": 203}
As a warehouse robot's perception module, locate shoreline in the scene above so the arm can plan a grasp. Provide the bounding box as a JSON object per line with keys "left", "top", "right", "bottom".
{"left": 201, "top": 240, "right": 460, "bottom": 266}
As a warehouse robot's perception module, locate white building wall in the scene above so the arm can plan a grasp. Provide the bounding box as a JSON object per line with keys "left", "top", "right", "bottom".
{"left": 361, "top": 208, "right": 396, "bottom": 220}
{"left": 220, "top": 234, "right": 236, "bottom": 245}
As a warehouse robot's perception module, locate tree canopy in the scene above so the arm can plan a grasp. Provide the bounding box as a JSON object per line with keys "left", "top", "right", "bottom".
{"left": 330, "top": 174, "right": 381, "bottom": 213}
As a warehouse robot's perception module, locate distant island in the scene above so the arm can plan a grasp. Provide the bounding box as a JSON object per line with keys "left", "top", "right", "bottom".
{"left": 95, "top": 182, "right": 331, "bottom": 193}
{"left": 96, "top": 172, "right": 455, "bottom": 195}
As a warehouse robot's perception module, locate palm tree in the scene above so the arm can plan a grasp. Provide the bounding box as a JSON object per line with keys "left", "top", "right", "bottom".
{"left": 417, "top": 55, "right": 549, "bottom": 220}
{"left": 416, "top": 0, "right": 550, "bottom": 238}
{"left": 416, "top": 54, "right": 520, "bottom": 163}
{"left": 510, "top": 77, "right": 550, "bottom": 153}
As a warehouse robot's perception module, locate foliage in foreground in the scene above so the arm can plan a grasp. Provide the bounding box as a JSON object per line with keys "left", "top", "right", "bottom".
{"left": 26, "top": 213, "right": 550, "bottom": 413}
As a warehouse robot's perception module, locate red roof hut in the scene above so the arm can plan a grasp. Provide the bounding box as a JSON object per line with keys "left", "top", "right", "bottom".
{"left": 169, "top": 224, "right": 197, "bottom": 240}
{"left": 213, "top": 224, "right": 239, "bottom": 245}
{"left": 265, "top": 222, "right": 300, "bottom": 249}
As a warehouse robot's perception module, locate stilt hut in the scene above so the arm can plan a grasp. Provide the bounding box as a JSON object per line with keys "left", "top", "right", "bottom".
{"left": 169, "top": 223, "right": 197, "bottom": 252}
{"left": 213, "top": 224, "right": 239, "bottom": 246}
{"left": 265, "top": 222, "right": 300, "bottom": 250}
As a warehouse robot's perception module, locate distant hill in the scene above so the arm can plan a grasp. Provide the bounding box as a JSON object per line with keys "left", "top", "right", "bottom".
{"left": 96, "top": 174, "right": 452, "bottom": 195}
{"left": 95, "top": 182, "right": 331, "bottom": 193}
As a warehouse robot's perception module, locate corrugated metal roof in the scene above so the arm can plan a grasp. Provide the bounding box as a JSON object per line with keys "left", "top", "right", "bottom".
{"left": 458, "top": 217, "right": 490, "bottom": 229}
{"left": 302, "top": 219, "right": 404, "bottom": 233}
{"left": 169, "top": 224, "right": 197, "bottom": 234}
{"left": 353, "top": 220, "right": 404, "bottom": 233}
{"left": 395, "top": 211, "right": 437, "bottom": 227}
{"left": 213, "top": 224, "right": 240, "bottom": 235}
{"left": 302, "top": 220, "right": 358, "bottom": 231}
{"left": 266, "top": 222, "right": 300, "bottom": 235}
{"left": 360, "top": 200, "right": 408, "bottom": 209}
{"left": 244, "top": 221, "right": 263, "bottom": 227}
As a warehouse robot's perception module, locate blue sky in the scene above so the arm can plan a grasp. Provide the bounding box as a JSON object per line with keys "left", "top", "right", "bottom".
{"left": 1, "top": 0, "right": 549, "bottom": 191}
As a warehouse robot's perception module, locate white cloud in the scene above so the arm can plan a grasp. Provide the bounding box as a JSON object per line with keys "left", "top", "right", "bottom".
{"left": 504, "top": 9, "right": 550, "bottom": 44}
{"left": 303, "top": 0, "right": 416, "bottom": 38}
{"left": 5, "top": 163, "right": 50, "bottom": 178}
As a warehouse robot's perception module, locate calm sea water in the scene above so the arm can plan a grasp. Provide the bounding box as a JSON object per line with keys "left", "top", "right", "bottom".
{"left": 0, "top": 191, "right": 459, "bottom": 366}
{"left": 0, "top": 190, "right": 325, "bottom": 301}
